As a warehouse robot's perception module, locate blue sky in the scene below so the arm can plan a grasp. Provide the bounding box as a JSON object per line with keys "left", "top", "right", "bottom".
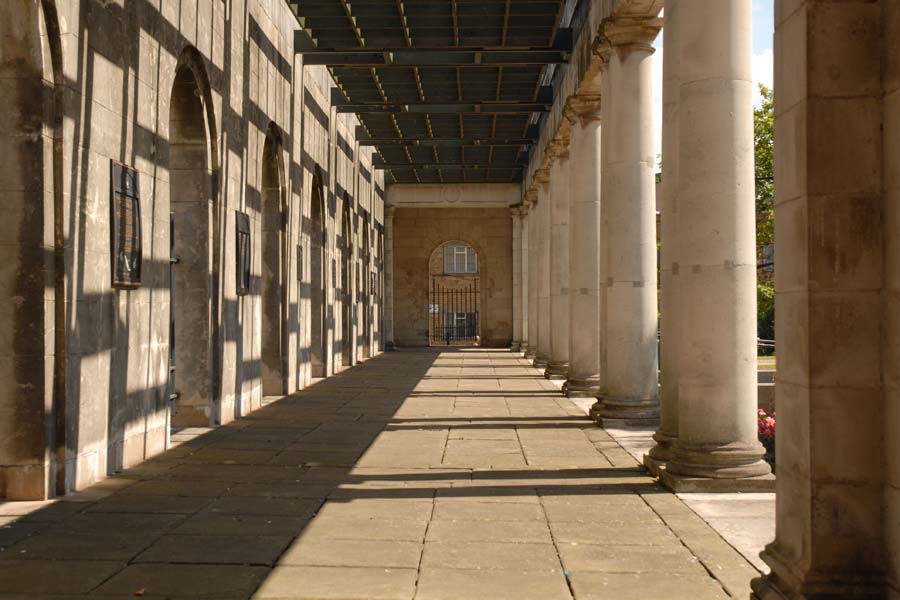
{"left": 651, "top": 1, "right": 774, "bottom": 156}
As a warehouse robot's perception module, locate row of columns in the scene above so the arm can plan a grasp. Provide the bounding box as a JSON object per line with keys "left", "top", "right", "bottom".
{"left": 512, "top": 0, "right": 770, "bottom": 492}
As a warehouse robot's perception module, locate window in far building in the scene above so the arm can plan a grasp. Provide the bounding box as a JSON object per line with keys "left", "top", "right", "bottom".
{"left": 443, "top": 244, "right": 477, "bottom": 274}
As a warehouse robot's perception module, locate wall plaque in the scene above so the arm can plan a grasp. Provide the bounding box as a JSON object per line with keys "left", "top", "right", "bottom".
{"left": 297, "top": 244, "right": 303, "bottom": 281}
{"left": 236, "top": 211, "right": 251, "bottom": 296}
{"left": 110, "top": 160, "right": 142, "bottom": 288}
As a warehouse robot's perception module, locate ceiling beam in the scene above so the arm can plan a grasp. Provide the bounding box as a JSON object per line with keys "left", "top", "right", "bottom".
{"left": 357, "top": 137, "right": 536, "bottom": 147}
{"left": 296, "top": 46, "right": 568, "bottom": 66}
{"left": 374, "top": 163, "right": 524, "bottom": 171}
{"left": 337, "top": 102, "right": 550, "bottom": 114}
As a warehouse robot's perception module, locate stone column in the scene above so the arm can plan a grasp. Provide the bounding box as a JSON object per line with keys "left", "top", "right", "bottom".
{"left": 565, "top": 95, "right": 604, "bottom": 397}
{"left": 519, "top": 204, "right": 529, "bottom": 354}
{"left": 752, "top": 1, "right": 890, "bottom": 597}
{"left": 646, "top": 0, "right": 681, "bottom": 473}
{"left": 510, "top": 206, "right": 524, "bottom": 351}
{"left": 592, "top": 26, "right": 660, "bottom": 427}
{"left": 383, "top": 206, "right": 396, "bottom": 350}
{"left": 534, "top": 178, "right": 552, "bottom": 369}
{"left": 660, "top": 0, "right": 770, "bottom": 491}
{"left": 524, "top": 192, "right": 539, "bottom": 360}
{"left": 546, "top": 147, "right": 571, "bottom": 380}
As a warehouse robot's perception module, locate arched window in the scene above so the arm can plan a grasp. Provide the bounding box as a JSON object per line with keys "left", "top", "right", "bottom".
{"left": 442, "top": 243, "right": 478, "bottom": 274}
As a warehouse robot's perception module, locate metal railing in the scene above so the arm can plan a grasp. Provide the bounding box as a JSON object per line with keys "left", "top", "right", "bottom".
{"left": 429, "top": 278, "right": 480, "bottom": 345}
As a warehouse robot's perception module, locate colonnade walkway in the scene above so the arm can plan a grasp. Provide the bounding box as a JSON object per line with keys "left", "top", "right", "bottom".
{"left": 0, "top": 349, "right": 759, "bottom": 599}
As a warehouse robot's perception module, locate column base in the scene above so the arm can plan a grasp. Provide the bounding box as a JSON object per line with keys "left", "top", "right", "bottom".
{"left": 642, "top": 454, "right": 667, "bottom": 478}
{"left": 660, "top": 440, "right": 774, "bottom": 491}
{"left": 510, "top": 340, "right": 523, "bottom": 352}
{"left": 532, "top": 353, "right": 550, "bottom": 369}
{"left": 750, "top": 544, "right": 885, "bottom": 600}
{"left": 644, "top": 430, "right": 677, "bottom": 475}
{"left": 544, "top": 360, "right": 569, "bottom": 380}
{"left": 563, "top": 378, "right": 602, "bottom": 398}
{"left": 524, "top": 346, "right": 537, "bottom": 359}
{"left": 592, "top": 394, "right": 660, "bottom": 427}
{"left": 659, "top": 467, "right": 774, "bottom": 492}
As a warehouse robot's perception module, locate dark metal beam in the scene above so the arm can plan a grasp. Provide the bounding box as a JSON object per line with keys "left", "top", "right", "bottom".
{"left": 337, "top": 102, "right": 550, "bottom": 114}
{"left": 358, "top": 137, "right": 536, "bottom": 147}
{"left": 296, "top": 46, "right": 568, "bottom": 66}
{"left": 375, "top": 163, "right": 524, "bottom": 170}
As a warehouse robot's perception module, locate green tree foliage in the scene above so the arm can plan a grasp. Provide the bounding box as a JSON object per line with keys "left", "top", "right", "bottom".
{"left": 755, "top": 84, "right": 775, "bottom": 352}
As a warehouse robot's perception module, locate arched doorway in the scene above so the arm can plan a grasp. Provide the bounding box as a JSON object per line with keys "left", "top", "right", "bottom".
{"left": 0, "top": 0, "right": 64, "bottom": 499}
{"left": 428, "top": 241, "right": 481, "bottom": 346}
{"left": 168, "top": 50, "right": 216, "bottom": 427}
{"left": 261, "top": 127, "right": 286, "bottom": 396}
{"left": 309, "top": 167, "right": 327, "bottom": 378}
{"left": 360, "top": 217, "right": 371, "bottom": 359}
{"left": 340, "top": 196, "right": 353, "bottom": 368}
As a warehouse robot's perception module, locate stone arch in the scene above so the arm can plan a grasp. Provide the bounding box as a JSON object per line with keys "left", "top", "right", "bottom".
{"left": 360, "top": 215, "right": 371, "bottom": 359}
{"left": 309, "top": 165, "right": 327, "bottom": 377}
{"left": 261, "top": 124, "right": 287, "bottom": 396}
{"left": 0, "top": 0, "right": 64, "bottom": 499}
{"left": 340, "top": 194, "right": 353, "bottom": 368}
{"left": 168, "top": 46, "right": 219, "bottom": 427}
{"left": 427, "top": 240, "right": 483, "bottom": 346}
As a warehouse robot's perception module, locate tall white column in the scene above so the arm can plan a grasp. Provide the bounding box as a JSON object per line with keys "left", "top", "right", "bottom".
{"left": 565, "top": 95, "right": 604, "bottom": 397}
{"left": 524, "top": 192, "right": 539, "bottom": 360}
{"left": 660, "top": 0, "right": 771, "bottom": 490}
{"left": 520, "top": 205, "right": 529, "bottom": 354}
{"left": 535, "top": 179, "right": 552, "bottom": 369}
{"left": 593, "top": 28, "right": 660, "bottom": 427}
{"left": 647, "top": 1, "right": 682, "bottom": 472}
{"left": 383, "top": 206, "right": 395, "bottom": 350}
{"left": 511, "top": 206, "right": 524, "bottom": 351}
{"left": 547, "top": 148, "right": 571, "bottom": 380}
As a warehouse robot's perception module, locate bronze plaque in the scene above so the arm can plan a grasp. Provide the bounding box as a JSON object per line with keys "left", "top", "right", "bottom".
{"left": 110, "top": 161, "right": 142, "bottom": 288}
{"left": 236, "top": 211, "right": 251, "bottom": 295}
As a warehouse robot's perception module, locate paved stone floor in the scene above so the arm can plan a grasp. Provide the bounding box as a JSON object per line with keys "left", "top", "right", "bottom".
{"left": 0, "top": 349, "right": 760, "bottom": 599}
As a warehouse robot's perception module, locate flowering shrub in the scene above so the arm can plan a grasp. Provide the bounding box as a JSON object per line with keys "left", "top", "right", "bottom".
{"left": 758, "top": 408, "right": 776, "bottom": 467}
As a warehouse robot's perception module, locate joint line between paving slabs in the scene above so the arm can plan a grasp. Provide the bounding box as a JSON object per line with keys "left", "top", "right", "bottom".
{"left": 412, "top": 488, "right": 437, "bottom": 598}
{"left": 538, "top": 493, "right": 577, "bottom": 600}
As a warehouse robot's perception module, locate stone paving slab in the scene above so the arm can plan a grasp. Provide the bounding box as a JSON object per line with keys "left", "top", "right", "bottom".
{"left": 0, "top": 349, "right": 762, "bottom": 599}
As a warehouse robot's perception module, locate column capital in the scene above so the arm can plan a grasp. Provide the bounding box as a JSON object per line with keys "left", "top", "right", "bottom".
{"left": 533, "top": 165, "right": 552, "bottom": 185}
{"left": 524, "top": 188, "right": 539, "bottom": 207}
{"left": 510, "top": 204, "right": 526, "bottom": 217}
{"left": 568, "top": 94, "right": 603, "bottom": 123}
{"left": 548, "top": 138, "right": 570, "bottom": 160}
{"left": 602, "top": 17, "right": 661, "bottom": 54}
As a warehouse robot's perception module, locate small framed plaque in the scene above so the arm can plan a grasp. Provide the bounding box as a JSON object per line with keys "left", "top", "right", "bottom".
{"left": 235, "top": 211, "right": 251, "bottom": 296}
{"left": 370, "top": 271, "right": 376, "bottom": 295}
{"left": 110, "top": 161, "right": 142, "bottom": 288}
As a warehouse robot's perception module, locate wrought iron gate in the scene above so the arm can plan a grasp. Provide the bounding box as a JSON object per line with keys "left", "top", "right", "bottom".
{"left": 429, "top": 278, "right": 479, "bottom": 345}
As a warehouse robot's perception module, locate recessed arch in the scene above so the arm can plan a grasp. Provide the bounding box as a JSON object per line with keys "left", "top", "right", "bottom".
{"left": 309, "top": 165, "right": 327, "bottom": 377}
{"left": 340, "top": 194, "right": 353, "bottom": 368}
{"left": 428, "top": 240, "right": 482, "bottom": 346}
{"left": 360, "top": 215, "right": 371, "bottom": 359}
{"left": 261, "top": 124, "right": 287, "bottom": 396}
{"left": 168, "top": 46, "right": 219, "bottom": 427}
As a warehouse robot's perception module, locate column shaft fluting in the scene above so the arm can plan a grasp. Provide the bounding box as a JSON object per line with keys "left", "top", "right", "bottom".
{"left": 662, "top": 0, "right": 770, "bottom": 486}
{"left": 566, "top": 99, "right": 604, "bottom": 397}
{"left": 535, "top": 183, "right": 552, "bottom": 369}
{"left": 647, "top": 0, "right": 682, "bottom": 470}
{"left": 594, "top": 38, "right": 660, "bottom": 426}
{"left": 547, "top": 154, "right": 571, "bottom": 379}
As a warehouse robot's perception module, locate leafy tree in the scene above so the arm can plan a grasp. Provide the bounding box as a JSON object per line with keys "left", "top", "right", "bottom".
{"left": 755, "top": 84, "right": 775, "bottom": 353}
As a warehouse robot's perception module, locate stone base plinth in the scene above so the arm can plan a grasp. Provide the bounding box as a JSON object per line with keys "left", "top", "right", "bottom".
{"left": 595, "top": 415, "right": 660, "bottom": 428}
{"left": 750, "top": 552, "right": 884, "bottom": 600}
{"left": 544, "top": 361, "right": 568, "bottom": 381}
{"left": 563, "top": 378, "right": 602, "bottom": 398}
{"left": 659, "top": 468, "right": 775, "bottom": 492}
{"left": 509, "top": 341, "right": 522, "bottom": 352}
{"left": 524, "top": 348, "right": 537, "bottom": 359}
{"left": 592, "top": 395, "right": 659, "bottom": 426}
{"left": 642, "top": 454, "right": 666, "bottom": 478}
{"left": 532, "top": 354, "right": 550, "bottom": 369}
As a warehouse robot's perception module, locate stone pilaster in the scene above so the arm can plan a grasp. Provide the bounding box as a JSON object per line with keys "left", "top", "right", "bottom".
{"left": 592, "top": 24, "right": 661, "bottom": 427}
{"left": 546, "top": 142, "right": 571, "bottom": 380}
{"left": 659, "top": 0, "right": 771, "bottom": 491}
{"left": 510, "top": 205, "right": 524, "bottom": 352}
{"left": 383, "top": 206, "right": 396, "bottom": 351}
{"left": 565, "top": 94, "right": 604, "bottom": 398}
{"left": 519, "top": 203, "right": 529, "bottom": 355}
{"left": 646, "top": 0, "right": 681, "bottom": 474}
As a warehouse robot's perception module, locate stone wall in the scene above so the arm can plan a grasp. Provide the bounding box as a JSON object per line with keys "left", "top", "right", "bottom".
{"left": 0, "top": 0, "right": 384, "bottom": 498}
{"left": 392, "top": 207, "right": 512, "bottom": 347}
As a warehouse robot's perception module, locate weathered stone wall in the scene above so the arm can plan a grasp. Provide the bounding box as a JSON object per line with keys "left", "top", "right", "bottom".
{"left": 392, "top": 207, "right": 512, "bottom": 347}
{"left": 0, "top": 0, "right": 384, "bottom": 498}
